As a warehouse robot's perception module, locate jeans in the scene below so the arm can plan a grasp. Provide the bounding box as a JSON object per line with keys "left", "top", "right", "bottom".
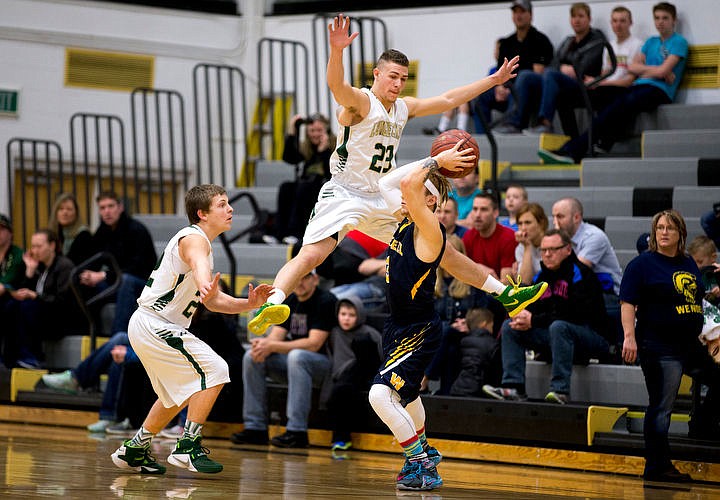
{"left": 470, "top": 89, "right": 511, "bottom": 134}
{"left": 639, "top": 351, "right": 684, "bottom": 474}
{"left": 242, "top": 348, "right": 330, "bottom": 432}
{"left": 500, "top": 319, "right": 609, "bottom": 394}
{"left": 537, "top": 69, "right": 585, "bottom": 137}
{"left": 330, "top": 279, "right": 386, "bottom": 312}
{"left": 74, "top": 332, "right": 130, "bottom": 421}
{"left": 112, "top": 273, "right": 146, "bottom": 335}
{"left": 505, "top": 70, "right": 543, "bottom": 129}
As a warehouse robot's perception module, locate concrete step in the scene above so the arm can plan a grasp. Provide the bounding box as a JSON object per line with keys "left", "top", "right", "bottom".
{"left": 582, "top": 157, "right": 701, "bottom": 187}
{"left": 643, "top": 129, "right": 720, "bottom": 158}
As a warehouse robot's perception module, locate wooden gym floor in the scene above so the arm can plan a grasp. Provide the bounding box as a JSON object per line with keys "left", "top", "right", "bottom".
{"left": 1, "top": 423, "right": 719, "bottom": 499}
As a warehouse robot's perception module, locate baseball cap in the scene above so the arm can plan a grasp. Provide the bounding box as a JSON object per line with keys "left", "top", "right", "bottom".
{"left": 0, "top": 214, "right": 11, "bottom": 232}
{"left": 511, "top": 0, "right": 532, "bottom": 12}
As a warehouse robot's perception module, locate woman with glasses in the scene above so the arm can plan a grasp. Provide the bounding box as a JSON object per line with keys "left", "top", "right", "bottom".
{"left": 620, "top": 209, "right": 704, "bottom": 483}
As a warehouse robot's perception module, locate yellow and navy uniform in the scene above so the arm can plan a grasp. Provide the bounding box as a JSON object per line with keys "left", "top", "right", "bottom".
{"left": 374, "top": 218, "right": 446, "bottom": 404}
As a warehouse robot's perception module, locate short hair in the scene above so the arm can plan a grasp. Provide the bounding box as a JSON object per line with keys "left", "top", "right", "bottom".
{"left": 544, "top": 228, "right": 573, "bottom": 246}
{"left": 612, "top": 5, "right": 632, "bottom": 22}
{"left": 505, "top": 184, "right": 528, "bottom": 201}
{"left": 185, "top": 184, "right": 227, "bottom": 224}
{"left": 653, "top": 2, "right": 676, "bottom": 20}
{"left": 570, "top": 2, "right": 591, "bottom": 17}
{"left": 465, "top": 307, "right": 494, "bottom": 331}
{"left": 474, "top": 191, "right": 499, "bottom": 211}
{"left": 688, "top": 235, "right": 717, "bottom": 260}
{"left": 377, "top": 49, "right": 409, "bottom": 68}
{"left": 442, "top": 197, "right": 459, "bottom": 213}
{"left": 557, "top": 197, "right": 584, "bottom": 218}
{"left": 34, "top": 228, "right": 61, "bottom": 256}
{"left": 649, "top": 209, "right": 687, "bottom": 254}
{"left": 96, "top": 191, "right": 121, "bottom": 204}
{"left": 516, "top": 202, "right": 549, "bottom": 233}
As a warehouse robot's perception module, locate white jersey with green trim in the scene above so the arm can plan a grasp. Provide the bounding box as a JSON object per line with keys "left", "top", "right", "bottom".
{"left": 329, "top": 87, "right": 408, "bottom": 193}
{"left": 136, "top": 224, "right": 212, "bottom": 328}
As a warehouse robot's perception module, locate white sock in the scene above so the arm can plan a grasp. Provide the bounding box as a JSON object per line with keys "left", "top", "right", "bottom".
{"left": 457, "top": 112, "right": 469, "bottom": 131}
{"left": 481, "top": 274, "right": 506, "bottom": 295}
{"left": 438, "top": 115, "right": 451, "bottom": 132}
{"left": 267, "top": 289, "right": 286, "bottom": 305}
{"left": 368, "top": 384, "right": 417, "bottom": 444}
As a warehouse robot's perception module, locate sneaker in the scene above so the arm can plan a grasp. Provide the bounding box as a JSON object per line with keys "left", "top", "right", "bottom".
{"left": 270, "top": 430, "right": 309, "bottom": 448}
{"left": 545, "top": 391, "right": 569, "bottom": 404}
{"left": 331, "top": 440, "right": 352, "bottom": 451}
{"left": 482, "top": 384, "right": 528, "bottom": 401}
{"left": 397, "top": 459, "right": 443, "bottom": 491}
{"left": 281, "top": 235, "right": 299, "bottom": 245}
{"left": 111, "top": 440, "right": 166, "bottom": 474}
{"left": 167, "top": 436, "right": 223, "bottom": 474}
{"left": 261, "top": 234, "right": 279, "bottom": 245}
{"left": 523, "top": 123, "right": 554, "bottom": 135}
{"left": 495, "top": 277, "right": 548, "bottom": 318}
{"left": 230, "top": 428, "right": 269, "bottom": 445}
{"left": 16, "top": 358, "right": 42, "bottom": 369}
{"left": 425, "top": 446, "right": 442, "bottom": 467}
{"left": 538, "top": 148, "right": 575, "bottom": 165}
{"left": 158, "top": 424, "right": 184, "bottom": 439}
{"left": 106, "top": 418, "right": 136, "bottom": 435}
{"left": 247, "top": 303, "right": 291, "bottom": 336}
{"left": 422, "top": 127, "right": 440, "bottom": 136}
{"left": 493, "top": 123, "right": 521, "bottom": 134}
{"left": 41, "top": 370, "right": 79, "bottom": 394}
{"left": 643, "top": 467, "right": 692, "bottom": 483}
{"left": 87, "top": 419, "right": 117, "bottom": 433}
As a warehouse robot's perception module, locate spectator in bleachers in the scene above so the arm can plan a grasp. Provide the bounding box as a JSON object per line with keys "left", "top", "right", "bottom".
{"left": 231, "top": 269, "right": 336, "bottom": 448}
{"left": 472, "top": 0, "right": 554, "bottom": 134}
{"left": 462, "top": 192, "right": 517, "bottom": 284}
{"left": 448, "top": 168, "right": 481, "bottom": 228}
{"left": 539, "top": 2, "right": 688, "bottom": 164}
{"left": 78, "top": 191, "right": 156, "bottom": 337}
{"left": 551, "top": 198, "right": 622, "bottom": 339}
{"left": 324, "top": 295, "right": 382, "bottom": 451}
{"left": 326, "top": 230, "right": 388, "bottom": 313}
{"left": 700, "top": 204, "right": 720, "bottom": 250}
{"left": 0, "top": 214, "right": 25, "bottom": 310}
{"left": 587, "top": 6, "right": 643, "bottom": 114}
{"left": 495, "top": 2, "right": 605, "bottom": 135}
{"left": 688, "top": 235, "right": 720, "bottom": 305}
{"left": 449, "top": 307, "right": 500, "bottom": 397}
{"left": 423, "top": 235, "right": 495, "bottom": 395}
{"left": 498, "top": 184, "right": 528, "bottom": 231}
{"left": 4, "top": 229, "right": 83, "bottom": 368}
{"left": 483, "top": 229, "right": 612, "bottom": 404}
{"left": 619, "top": 209, "right": 705, "bottom": 482}
{"left": 423, "top": 103, "right": 471, "bottom": 136}
{"left": 513, "top": 202, "right": 549, "bottom": 285}
{"left": 436, "top": 198, "right": 466, "bottom": 238}
{"left": 48, "top": 192, "right": 94, "bottom": 265}
{"left": 268, "top": 114, "right": 336, "bottom": 245}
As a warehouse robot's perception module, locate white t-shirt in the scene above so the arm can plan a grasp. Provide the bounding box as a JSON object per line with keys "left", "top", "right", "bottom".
{"left": 602, "top": 36, "right": 643, "bottom": 83}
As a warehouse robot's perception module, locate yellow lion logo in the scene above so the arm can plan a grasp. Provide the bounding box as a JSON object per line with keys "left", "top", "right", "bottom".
{"left": 673, "top": 271, "right": 698, "bottom": 304}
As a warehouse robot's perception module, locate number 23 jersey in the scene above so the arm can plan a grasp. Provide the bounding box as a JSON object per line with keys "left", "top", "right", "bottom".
{"left": 137, "top": 224, "right": 211, "bottom": 328}
{"left": 330, "top": 87, "right": 408, "bottom": 193}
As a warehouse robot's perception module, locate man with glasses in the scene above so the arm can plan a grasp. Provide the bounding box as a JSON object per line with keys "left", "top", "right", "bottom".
{"left": 483, "top": 229, "right": 613, "bottom": 404}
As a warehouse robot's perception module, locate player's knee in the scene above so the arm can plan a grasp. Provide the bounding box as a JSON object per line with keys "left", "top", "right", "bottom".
{"left": 368, "top": 383, "right": 392, "bottom": 411}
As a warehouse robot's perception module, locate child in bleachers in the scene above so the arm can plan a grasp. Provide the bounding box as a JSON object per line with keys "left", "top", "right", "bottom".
{"left": 688, "top": 235, "right": 720, "bottom": 305}
{"left": 498, "top": 184, "right": 528, "bottom": 232}
{"left": 450, "top": 307, "right": 500, "bottom": 397}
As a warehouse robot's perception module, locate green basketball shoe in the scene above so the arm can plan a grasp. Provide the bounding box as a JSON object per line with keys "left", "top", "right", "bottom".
{"left": 167, "top": 436, "right": 223, "bottom": 474}
{"left": 495, "top": 276, "right": 548, "bottom": 318}
{"left": 111, "top": 440, "right": 166, "bottom": 474}
{"left": 247, "top": 303, "right": 290, "bottom": 336}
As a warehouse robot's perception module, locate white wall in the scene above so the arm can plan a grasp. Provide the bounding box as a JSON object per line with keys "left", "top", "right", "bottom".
{"left": 1, "top": 0, "right": 718, "bottom": 214}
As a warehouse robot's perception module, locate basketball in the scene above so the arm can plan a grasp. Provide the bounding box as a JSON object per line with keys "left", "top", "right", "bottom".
{"left": 430, "top": 129, "right": 479, "bottom": 178}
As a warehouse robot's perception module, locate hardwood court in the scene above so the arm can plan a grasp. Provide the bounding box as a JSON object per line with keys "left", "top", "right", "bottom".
{"left": 1, "top": 423, "right": 719, "bottom": 499}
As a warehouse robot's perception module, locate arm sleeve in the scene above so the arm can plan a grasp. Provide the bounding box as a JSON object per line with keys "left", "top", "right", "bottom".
{"left": 378, "top": 158, "right": 428, "bottom": 213}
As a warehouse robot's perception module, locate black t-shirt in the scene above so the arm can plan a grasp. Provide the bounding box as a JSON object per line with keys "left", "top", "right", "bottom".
{"left": 620, "top": 251, "right": 704, "bottom": 355}
{"left": 281, "top": 287, "right": 337, "bottom": 341}
{"left": 498, "top": 26, "right": 554, "bottom": 75}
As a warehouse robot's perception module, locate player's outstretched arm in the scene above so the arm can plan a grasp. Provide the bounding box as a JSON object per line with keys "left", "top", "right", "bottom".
{"left": 406, "top": 56, "right": 520, "bottom": 118}
{"left": 327, "top": 14, "right": 367, "bottom": 116}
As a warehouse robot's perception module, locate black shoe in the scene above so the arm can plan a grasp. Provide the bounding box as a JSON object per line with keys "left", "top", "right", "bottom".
{"left": 643, "top": 467, "right": 692, "bottom": 483}
{"left": 422, "top": 127, "right": 440, "bottom": 136}
{"left": 270, "top": 430, "right": 309, "bottom": 448}
{"left": 230, "top": 429, "right": 269, "bottom": 445}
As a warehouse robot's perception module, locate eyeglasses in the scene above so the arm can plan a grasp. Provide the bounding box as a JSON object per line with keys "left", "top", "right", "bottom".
{"left": 540, "top": 244, "right": 568, "bottom": 254}
{"left": 655, "top": 225, "right": 677, "bottom": 232}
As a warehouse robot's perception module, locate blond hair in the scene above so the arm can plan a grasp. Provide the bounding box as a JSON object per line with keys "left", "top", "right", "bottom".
{"left": 435, "top": 234, "right": 470, "bottom": 298}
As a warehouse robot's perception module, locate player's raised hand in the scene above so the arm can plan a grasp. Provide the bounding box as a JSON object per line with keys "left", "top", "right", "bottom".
{"left": 434, "top": 139, "right": 476, "bottom": 174}
{"left": 247, "top": 283, "right": 274, "bottom": 308}
{"left": 199, "top": 272, "right": 221, "bottom": 303}
{"left": 493, "top": 55, "right": 520, "bottom": 85}
{"left": 328, "top": 14, "right": 359, "bottom": 50}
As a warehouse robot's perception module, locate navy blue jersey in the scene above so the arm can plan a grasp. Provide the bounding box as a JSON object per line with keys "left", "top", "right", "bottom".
{"left": 386, "top": 218, "right": 446, "bottom": 325}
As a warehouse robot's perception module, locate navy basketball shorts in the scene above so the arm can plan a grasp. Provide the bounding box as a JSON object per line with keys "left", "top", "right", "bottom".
{"left": 373, "top": 317, "right": 442, "bottom": 405}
